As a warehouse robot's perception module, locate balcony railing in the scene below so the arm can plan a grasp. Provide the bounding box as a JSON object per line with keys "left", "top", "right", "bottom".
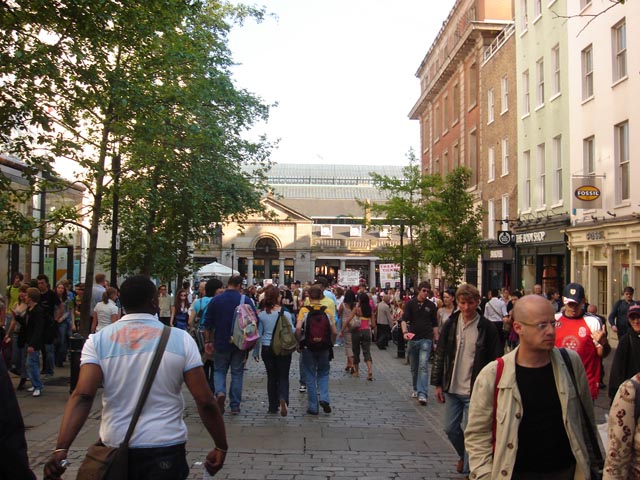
{"left": 312, "top": 238, "right": 400, "bottom": 251}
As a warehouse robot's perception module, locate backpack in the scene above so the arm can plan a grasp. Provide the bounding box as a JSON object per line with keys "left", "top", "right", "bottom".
{"left": 230, "top": 295, "right": 260, "bottom": 351}
{"left": 300, "top": 305, "right": 332, "bottom": 351}
{"left": 271, "top": 310, "right": 298, "bottom": 356}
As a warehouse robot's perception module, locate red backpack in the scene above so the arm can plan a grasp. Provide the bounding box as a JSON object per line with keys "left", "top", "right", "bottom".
{"left": 301, "top": 305, "right": 332, "bottom": 351}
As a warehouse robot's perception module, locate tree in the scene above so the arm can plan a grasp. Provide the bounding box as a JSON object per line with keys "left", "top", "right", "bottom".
{"left": 0, "top": 1, "right": 272, "bottom": 334}
{"left": 366, "top": 150, "right": 440, "bottom": 286}
{"left": 422, "top": 168, "right": 484, "bottom": 287}
{"left": 367, "top": 154, "right": 483, "bottom": 288}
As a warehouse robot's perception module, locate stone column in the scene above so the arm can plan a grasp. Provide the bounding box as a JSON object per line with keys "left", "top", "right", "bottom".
{"left": 340, "top": 259, "right": 346, "bottom": 271}
{"left": 369, "top": 260, "right": 377, "bottom": 288}
{"left": 279, "top": 257, "right": 285, "bottom": 285}
{"left": 247, "top": 257, "right": 254, "bottom": 285}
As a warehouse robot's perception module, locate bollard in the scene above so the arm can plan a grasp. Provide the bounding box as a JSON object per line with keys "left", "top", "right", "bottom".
{"left": 68, "top": 334, "right": 86, "bottom": 393}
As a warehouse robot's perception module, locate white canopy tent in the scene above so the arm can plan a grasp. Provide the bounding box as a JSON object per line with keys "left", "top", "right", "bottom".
{"left": 195, "top": 261, "right": 239, "bottom": 279}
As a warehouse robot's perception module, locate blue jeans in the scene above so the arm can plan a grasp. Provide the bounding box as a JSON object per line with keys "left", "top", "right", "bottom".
{"left": 213, "top": 349, "right": 245, "bottom": 411}
{"left": 27, "top": 350, "right": 43, "bottom": 389}
{"left": 408, "top": 338, "right": 433, "bottom": 398}
{"left": 301, "top": 348, "right": 330, "bottom": 413}
{"left": 443, "top": 392, "right": 471, "bottom": 474}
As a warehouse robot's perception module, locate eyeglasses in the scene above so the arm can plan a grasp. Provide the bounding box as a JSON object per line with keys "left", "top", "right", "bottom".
{"left": 629, "top": 316, "right": 640, "bottom": 322}
{"left": 517, "top": 320, "right": 558, "bottom": 331}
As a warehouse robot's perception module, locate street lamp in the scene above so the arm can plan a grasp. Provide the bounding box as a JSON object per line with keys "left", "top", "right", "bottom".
{"left": 231, "top": 243, "right": 235, "bottom": 274}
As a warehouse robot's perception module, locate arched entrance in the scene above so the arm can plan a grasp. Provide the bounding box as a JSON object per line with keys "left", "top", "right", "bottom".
{"left": 252, "top": 237, "right": 280, "bottom": 284}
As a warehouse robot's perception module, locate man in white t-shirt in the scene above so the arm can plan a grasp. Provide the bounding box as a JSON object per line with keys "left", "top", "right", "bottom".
{"left": 44, "top": 276, "right": 228, "bottom": 480}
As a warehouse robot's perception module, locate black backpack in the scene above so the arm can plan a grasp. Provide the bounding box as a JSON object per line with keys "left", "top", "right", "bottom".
{"left": 301, "top": 305, "right": 332, "bottom": 351}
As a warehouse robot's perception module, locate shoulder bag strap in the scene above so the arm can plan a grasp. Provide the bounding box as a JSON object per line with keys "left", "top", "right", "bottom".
{"left": 559, "top": 348, "right": 604, "bottom": 469}
{"left": 121, "top": 325, "right": 171, "bottom": 446}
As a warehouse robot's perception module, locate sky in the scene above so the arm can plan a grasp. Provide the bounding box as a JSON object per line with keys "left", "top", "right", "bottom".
{"left": 227, "top": 0, "right": 456, "bottom": 166}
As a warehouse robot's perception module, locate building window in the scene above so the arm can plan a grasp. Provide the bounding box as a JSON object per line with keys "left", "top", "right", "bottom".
{"left": 552, "top": 135, "right": 562, "bottom": 203}
{"left": 583, "top": 135, "right": 595, "bottom": 175}
{"left": 501, "top": 195, "right": 509, "bottom": 231}
{"left": 520, "top": 0, "right": 529, "bottom": 32}
{"left": 534, "top": 0, "right": 542, "bottom": 20}
{"left": 488, "top": 146, "right": 496, "bottom": 182}
{"left": 469, "top": 129, "right": 478, "bottom": 186}
{"left": 488, "top": 89, "right": 495, "bottom": 124}
{"left": 453, "top": 83, "right": 460, "bottom": 123}
{"left": 580, "top": 0, "right": 592, "bottom": 8}
{"left": 501, "top": 75, "right": 508, "bottom": 113}
{"left": 523, "top": 70, "right": 530, "bottom": 115}
{"left": 615, "top": 121, "right": 629, "bottom": 202}
{"left": 453, "top": 142, "right": 460, "bottom": 168}
{"left": 523, "top": 150, "right": 531, "bottom": 210}
{"left": 551, "top": 44, "right": 561, "bottom": 96}
{"left": 434, "top": 104, "right": 441, "bottom": 139}
{"left": 612, "top": 19, "right": 627, "bottom": 82}
{"left": 422, "top": 117, "right": 429, "bottom": 147}
{"left": 443, "top": 149, "right": 449, "bottom": 171}
{"left": 582, "top": 45, "right": 593, "bottom": 100}
{"left": 443, "top": 94, "right": 450, "bottom": 133}
{"left": 469, "top": 63, "right": 478, "bottom": 107}
{"left": 488, "top": 199, "right": 495, "bottom": 239}
{"left": 537, "top": 143, "right": 546, "bottom": 208}
{"left": 501, "top": 138, "right": 509, "bottom": 175}
{"left": 536, "top": 58, "right": 545, "bottom": 107}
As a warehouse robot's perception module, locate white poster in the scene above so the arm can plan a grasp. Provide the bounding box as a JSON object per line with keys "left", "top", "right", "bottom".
{"left": 338, "top": 269, "right": 361, "bottom": 286}
{"left": 379, "top": 263, "right": 400, "bottom": 288}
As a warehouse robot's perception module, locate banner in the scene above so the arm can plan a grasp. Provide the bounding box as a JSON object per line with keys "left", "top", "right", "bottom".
{"left": 379, "top": 263, "right": 401, "bottom": 289}
{"left": 338, "top": 269, "right": 361, "bottom": 287}
{"left": 572, "top": 177, "right": 603, "bottom": 210}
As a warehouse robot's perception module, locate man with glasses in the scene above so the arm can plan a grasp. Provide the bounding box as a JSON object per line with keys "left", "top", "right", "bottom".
{"left": 466, "top": 294, "right": 601, "bottom": 479}
{"left": 400, "top": 281, "right": 438, "bottom": 406}
{"left": 554, "top": 282, "right": 610, "bottom": 400}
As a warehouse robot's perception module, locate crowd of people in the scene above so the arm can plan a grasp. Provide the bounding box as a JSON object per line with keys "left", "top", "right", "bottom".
{"left": 3, "top": 272, "right": 640, "bottom": 479}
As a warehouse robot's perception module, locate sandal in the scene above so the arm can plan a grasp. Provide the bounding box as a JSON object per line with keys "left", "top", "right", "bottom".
{"left": 352, "top": 371, "right": 359, "bottom": 378}
{"left": 367, "top": 373, "right": 373, "bottom": 381}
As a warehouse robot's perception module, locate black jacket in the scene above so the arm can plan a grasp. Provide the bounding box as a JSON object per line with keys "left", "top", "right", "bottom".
{"left": 608, "top": 332, "right": 640, "bottom": 402}
{"left": 431, "top": 311, "right": 502, "bottom": 393}
{"left": 24, "top": 303, "right": 46, "bottom": 351}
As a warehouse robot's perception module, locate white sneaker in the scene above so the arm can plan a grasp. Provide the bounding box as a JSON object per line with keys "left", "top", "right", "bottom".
{"left": 411, "top": 391, "right": 418, "bottom": 398}
{"left": 299, "top": 385, "right": 307, "bottom": 393}
{"left": 32, "top": 389, "right": 41, "bottom": 397}
{"left": 27, "top": 386, "right": 35, "bottom": 392}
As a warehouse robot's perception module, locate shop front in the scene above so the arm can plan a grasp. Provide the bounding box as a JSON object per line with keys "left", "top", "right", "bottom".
{"left": 566, "top": 218, "right": 640, "bottom": 317}
{"left": 515, "top": 223, "right": 570, "bottom": 295}
{"left": 481, "top": 245, "right": 515, "bottom": 294}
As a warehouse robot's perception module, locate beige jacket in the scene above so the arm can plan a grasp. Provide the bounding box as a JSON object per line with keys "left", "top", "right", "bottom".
{"left": 465, "top": 347, "right": 599, "bottom": 480}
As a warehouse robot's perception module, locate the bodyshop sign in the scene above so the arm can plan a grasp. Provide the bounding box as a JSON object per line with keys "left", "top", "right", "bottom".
{"left": 515, "top": 231, "right": 546, "bottom": 244}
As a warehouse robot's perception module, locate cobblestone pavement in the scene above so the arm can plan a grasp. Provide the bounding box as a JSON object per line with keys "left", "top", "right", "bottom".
{"left": 16, "top": 343, "right": 613, "bottom": 479}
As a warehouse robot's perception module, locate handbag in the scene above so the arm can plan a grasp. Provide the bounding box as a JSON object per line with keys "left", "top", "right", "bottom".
{"left": 349, "top": 316, "right": 361, "bottom": 331}
{"left": 77, "top": 325, "right": 171, "bottom": 480}
{"left": 559, "top": 348, "right": 604, "bottom": 480}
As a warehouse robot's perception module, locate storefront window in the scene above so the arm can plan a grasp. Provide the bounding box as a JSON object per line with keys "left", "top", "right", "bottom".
{"left": 521, "top": 255, "right": 536, "bottom": 292}
{"left": 611, "top": 250, "right": 630, "bottom": 302}
{"left": 541, "top": 255, "right": 563, "bottom": 294}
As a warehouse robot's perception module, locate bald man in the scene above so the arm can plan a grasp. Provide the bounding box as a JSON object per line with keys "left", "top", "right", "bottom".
{"left": 465, "top": 295, "right": 601, "bottom": 480}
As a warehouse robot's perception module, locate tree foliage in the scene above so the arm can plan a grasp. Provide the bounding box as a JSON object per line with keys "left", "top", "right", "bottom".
{"left": 367, "top": 152, "right": 483, "bottom": 288}
{"left": 0, "top": 0, "right": 272, "bottom": 333}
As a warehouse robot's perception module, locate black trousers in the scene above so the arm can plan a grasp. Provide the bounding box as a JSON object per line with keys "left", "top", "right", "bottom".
{"left": 376, "top": 324, "right": 391, "bottom": 349}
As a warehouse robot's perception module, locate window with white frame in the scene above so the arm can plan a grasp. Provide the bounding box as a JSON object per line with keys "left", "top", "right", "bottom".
{"left": 523, "top": 70, "right": 530, "bottom": 114}
{"left": 443, "top": 94, "right": 450, "bottom": 132}
{"left": 536, "top": 58, "right": 545, "bottom": 106}
{"left": 534, "top": 0, "right": 542, "bottom": 19}
{"left": 501, "top": 138, "right": 509, "bottom": 175}
{"left": 501, "top": 195, "right": 509, "bottom": 231}
{"left": 488, "top": 199, "right": 496, "bottom": 239}
{"left": 523, "top": 150, "right": 531, "bottom": 210}
{"left": 488, "top": 89, "right": 495, "bottom": 123}
{"left": 501, "top": 75, "right": 508, "bottom": 113}
{"left": 582, "top": 45, "right": 593, "bottom": 100}
{"left": 453, "top": 83, "right": 460, "bottom": 124}
{"left": 435, "top": 104, "right": 441, "bottom": 139}
{"left": 469, "top": 129, "right": 478, "bottom": 186}
{"left": 552, "top": 135, "right": 562, "bottom": 203}
{"left": 453, "top": 142, "right": 460, "bottom": 168}
{"left": 537, "top": 143, "right": 546, "bottom": 207}
{"left": 583, "top": 136, "right": 595, "bottom": 175}
{"left": 469, "top": 63, "right": 478, "bottom": 107}
{"left": 612, "top": 19, "right": 627, "bottom": 82}
{"left": 488, "top": 146, "right": 496, "bottom": 182}
{"left": 616, "top": 121, "right": 629, "bottom": 202}
{"left": 551, "top": 44, "right": 561, "bottom": 96}
{"left": 520, "top": 0, "right": 529, "bottom": 32}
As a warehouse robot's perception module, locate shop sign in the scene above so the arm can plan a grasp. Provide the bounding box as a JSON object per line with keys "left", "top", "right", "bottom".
{"left": 572, "top": 177, "right": 603, "bottom": 209}
{"left": 586, "top": 230, "right": 605, "bottom": 241}
{"left": 515, "top": 231, "right": 547, "bottom": 244}
{"left": 497, "top": 230, "right": 514, "bottom": 246}
{"left": 490, "top": 250, "right": 504, "bottom": 259}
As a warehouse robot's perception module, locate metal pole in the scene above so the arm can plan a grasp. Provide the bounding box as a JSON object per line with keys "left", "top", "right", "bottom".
{"left": 398, "top": 222, "right": 406, "bottom": 359}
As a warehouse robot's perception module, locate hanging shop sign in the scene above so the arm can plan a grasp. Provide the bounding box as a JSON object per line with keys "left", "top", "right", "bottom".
{"left": 572, "top": 177, "right": 603, "bottom": 209}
